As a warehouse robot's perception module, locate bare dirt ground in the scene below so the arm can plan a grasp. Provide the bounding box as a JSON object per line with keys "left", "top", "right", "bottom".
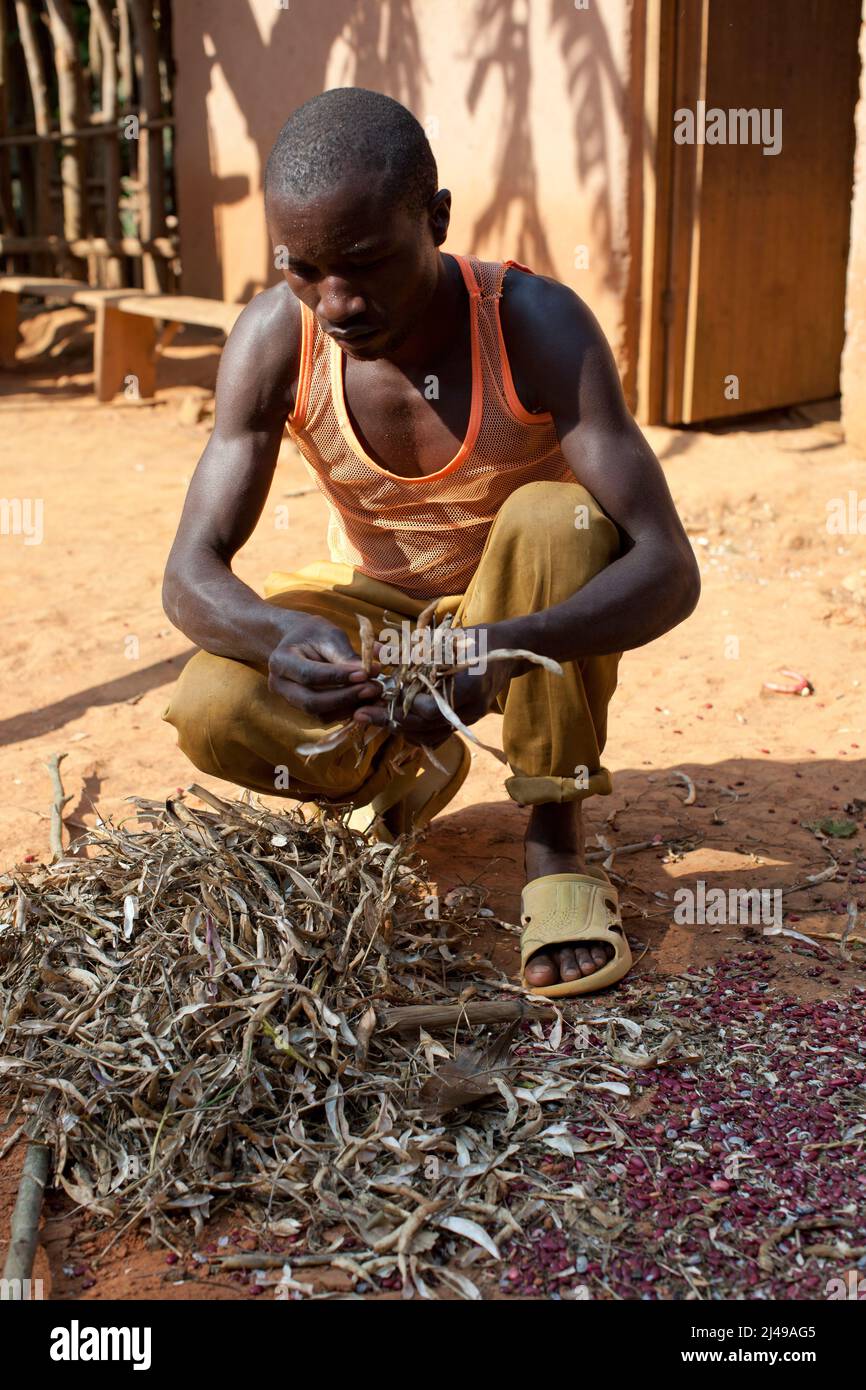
{"left": 1, "top": 304, "right": 865, "bottom": 1300}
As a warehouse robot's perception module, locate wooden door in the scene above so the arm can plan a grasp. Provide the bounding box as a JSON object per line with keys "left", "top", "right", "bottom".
{"left": 660, "top": 0, "right": 861, "bottom": 424}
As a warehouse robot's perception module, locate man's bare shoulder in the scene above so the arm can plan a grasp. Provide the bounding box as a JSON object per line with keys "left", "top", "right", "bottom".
{"left": 501, "top": 265, "right": 599, "bottom": 353}
{"left": 500, "top": 264, "right": 622, "bottom": 420}
{"left": 218, "top": 281, "right": 303, "bottom": 419}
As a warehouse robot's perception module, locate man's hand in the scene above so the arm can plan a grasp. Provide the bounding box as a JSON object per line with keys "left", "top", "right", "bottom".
{"left": 352, "top": 623, "right": 521, "bottom": 746}
{"left": 268, "top": 615, "right": 383, "bottom": 722}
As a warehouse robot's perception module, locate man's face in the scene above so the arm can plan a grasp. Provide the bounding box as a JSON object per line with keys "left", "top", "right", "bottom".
{"left": 267, "top": 173, "right": 446, "bottom": 360}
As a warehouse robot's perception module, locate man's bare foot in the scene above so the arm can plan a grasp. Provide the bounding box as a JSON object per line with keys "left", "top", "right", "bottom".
{"left": 522, "top": 800, "right": 614, "bottom": 987}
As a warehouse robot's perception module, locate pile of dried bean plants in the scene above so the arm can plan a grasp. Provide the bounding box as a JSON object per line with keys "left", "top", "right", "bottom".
{"left": 4, "top": 790, "right": 860, "bottom": 1301}
{"left": 0, "top": 780, "right": 675, "bottom": 1300}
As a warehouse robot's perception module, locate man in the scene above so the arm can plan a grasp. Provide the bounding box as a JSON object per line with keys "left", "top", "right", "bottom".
{"left": 162, "top": 88, "right": 699, "bottom": 998}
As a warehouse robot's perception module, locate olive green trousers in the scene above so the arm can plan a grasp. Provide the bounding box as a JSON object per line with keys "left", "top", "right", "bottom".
{"left": 163, "top": 480, "right": 621, "bottom": 811}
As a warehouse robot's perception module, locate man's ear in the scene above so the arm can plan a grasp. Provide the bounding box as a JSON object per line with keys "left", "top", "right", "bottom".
{"left": 428, "top": 189, "right": 451, "bottom": 247}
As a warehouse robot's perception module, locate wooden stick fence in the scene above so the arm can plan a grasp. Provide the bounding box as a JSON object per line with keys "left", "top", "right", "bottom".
{"left": 1, "top": 0, "right": 175, "bottom": 288}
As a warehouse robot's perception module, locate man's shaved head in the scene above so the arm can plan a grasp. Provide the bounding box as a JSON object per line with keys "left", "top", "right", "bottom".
{"left": 265, "top": 88, "right": 451, "bottom": 363}
{"left": 265, "top": 87, "right": 438, "bottom": 218}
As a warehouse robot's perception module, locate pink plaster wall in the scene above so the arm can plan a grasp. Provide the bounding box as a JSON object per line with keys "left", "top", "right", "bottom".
{"left": 170, "top": 0, "right": 636, "bottom": 363}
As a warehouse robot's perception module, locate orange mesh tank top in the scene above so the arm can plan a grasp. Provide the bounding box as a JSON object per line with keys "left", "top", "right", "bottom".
{"left": 285, "top": 255, "right": 576, "bottom": 599}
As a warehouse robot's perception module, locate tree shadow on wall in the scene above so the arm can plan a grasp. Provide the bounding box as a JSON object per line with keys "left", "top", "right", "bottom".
{"left": 549, "top": 0, "right": 630, "bottom": 295}
{"left": 464, "top": 0, "right": 628, "bottom": 289}
{"left": 324, "top": 0, "right": 425, "bottom": 110}
{"left": 465, "top": 0, "right": 555, "bottom": 273}
{"left": 181, "top": 1, "right": 426, "bottom": 301}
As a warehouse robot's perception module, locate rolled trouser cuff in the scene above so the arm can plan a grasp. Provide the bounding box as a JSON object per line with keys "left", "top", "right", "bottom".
{"left": 505, "top": 767, "right": 613, "bottom": 806}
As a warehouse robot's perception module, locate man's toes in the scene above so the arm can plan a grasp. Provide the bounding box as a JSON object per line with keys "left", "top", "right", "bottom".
{"left": 555, "top": 947, "right": 582, "bottom": 980}
{"left": 526, "top": 942, "right": 615, "bottom": 986}
{"left": 573, "top": 946, "right": 599, "bottom": 976}
{"left": 524, "top": 949, "right": 558, "bottom": 986}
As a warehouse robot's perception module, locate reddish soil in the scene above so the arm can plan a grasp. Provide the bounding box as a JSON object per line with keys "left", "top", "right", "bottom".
{"left": 1, "top": 304, "right": 865, "bottom": 1299}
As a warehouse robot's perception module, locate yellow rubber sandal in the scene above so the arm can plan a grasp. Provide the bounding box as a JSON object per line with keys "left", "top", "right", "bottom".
{"left": 347, "top": 735, "right": 471, "bottom": 844}
{"left": 520, "top": 866, "right": 632, "bottom": 998}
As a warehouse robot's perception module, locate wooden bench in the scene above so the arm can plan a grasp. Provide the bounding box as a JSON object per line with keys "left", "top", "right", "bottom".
{"left": 0, "top": 275, "right": 99, "bottom": 369}
{"left": 0, "top": 275, "right": 242, "bottom": 401}
{"left": 93, "top": 293, "right": 242, "bottom": 402}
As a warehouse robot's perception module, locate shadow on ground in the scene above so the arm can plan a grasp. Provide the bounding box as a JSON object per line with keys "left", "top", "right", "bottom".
{"left": 419, "top": 754, "right": 866, "bottom": 991}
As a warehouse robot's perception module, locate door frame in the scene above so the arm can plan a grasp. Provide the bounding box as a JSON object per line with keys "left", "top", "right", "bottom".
{"left": 637, "top": 0, "right": 862, "bottom": 427}
{"left": 636, "top": 0, "right": 704, "bottom": 426}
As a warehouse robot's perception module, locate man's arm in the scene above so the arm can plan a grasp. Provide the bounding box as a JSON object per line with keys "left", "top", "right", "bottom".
{"left": 497, "top": 271, "right": 701, "bottom": 663}
{"left": 163, "top": 286, "right": 382, "bottom": 720}
{"left": 162, "top": 285, "right": 299, "bottom": 663}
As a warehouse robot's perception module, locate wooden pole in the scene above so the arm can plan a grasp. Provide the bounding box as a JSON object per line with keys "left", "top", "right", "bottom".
{"left": 0, "top": 230, "right": 177, "bottom": 257}
{"left": 117, "top": 0, "right": 133, "bottom": 112}
{"left": 14, "top": 0, "right": 53, "bottom": 271}
{"left": 157, "top": 0, "right": 173, "bottom": 106}
{"left": 1, "top": 1144, "right": 50, "bottom": 1295}
{"left": 0, "top": 0, "right": 17, "bottom": 239}
{"left": 7, "top": 1, "right": 34, "bottom": 258}
{"left": 88, "top": 0, "right": 101, "bottom": 87}
{"left": 88, "top": 0, "right": 122, "bottom": 286}
{"left": 45, "top": 0, "right": 88, "bottom": 279}
{"left": 0, "top": 115, "right": 175, "bottom": 147}
{"left": 127, "top": 0, "right": 167, "bottom": 292}
{"left": 378, "top": 1000, "right": 557, "bottom": 1034}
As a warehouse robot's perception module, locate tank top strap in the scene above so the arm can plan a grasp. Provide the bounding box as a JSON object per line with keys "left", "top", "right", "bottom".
{"left": 463, "top": 256, "right": 536, "bottom": 302}
{"left": 289, "top": 300, "right": 318, "bottom": 430}
{"left": 461, "top": 257, "right": 541, "bottom": 419}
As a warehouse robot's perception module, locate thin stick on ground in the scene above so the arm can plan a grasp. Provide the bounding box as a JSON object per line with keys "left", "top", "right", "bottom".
{"left": 45, "top": 752, "right": 71, "bottom": 863}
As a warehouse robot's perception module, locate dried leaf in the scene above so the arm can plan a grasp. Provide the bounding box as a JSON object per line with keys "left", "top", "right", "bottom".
{"left": 419, "top": 1022, "right": 519, "bottom": 1116}
{"left": 436, "top": 1215, "right": 500, "bottom": 1259}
